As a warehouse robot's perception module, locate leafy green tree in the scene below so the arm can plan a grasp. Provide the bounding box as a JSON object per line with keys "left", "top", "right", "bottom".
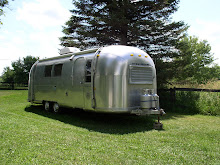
{"left": 2, "top": 66, "right": 14, "bottom": 83}
{"left": 1, "top": 56, "right": 39, "bottom": 84}
{"left": 11, "top": 58, "right": 25, "bottom": 84}
{"left": 11, "top": 56, "right": 39, "bottom": 84}
{"left": 0, "top": 0, "right": 9, "bottom": 25}
{"left": 174, "top": 36, "right": 219, "bottom": 84}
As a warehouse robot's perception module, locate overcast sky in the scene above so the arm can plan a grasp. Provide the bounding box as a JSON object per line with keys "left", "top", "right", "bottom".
{"left": 0, "top": 0, "right": 220, "bottom": 75}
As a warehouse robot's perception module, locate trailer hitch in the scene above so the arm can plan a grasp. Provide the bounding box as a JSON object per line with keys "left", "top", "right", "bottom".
{"left": 160, "top": 109, "right": 166, "bottom": 116}
{"left": 154, "top": 109, "right": 166, "bottom": 130}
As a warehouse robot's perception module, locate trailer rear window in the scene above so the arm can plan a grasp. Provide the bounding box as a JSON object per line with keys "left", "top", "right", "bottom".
{"left": 54, "top": 64, "right": 63, "bottom": 76}
{"left": 44, "top": 65, "right": 52, "bottom": 77}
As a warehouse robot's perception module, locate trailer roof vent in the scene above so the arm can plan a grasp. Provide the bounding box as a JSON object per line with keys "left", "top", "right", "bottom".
{"left": 60, "top": 47, "right": 80, "bottom": 55}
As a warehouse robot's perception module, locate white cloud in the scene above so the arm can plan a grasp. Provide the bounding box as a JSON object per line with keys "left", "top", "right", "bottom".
{"left": 16, "top": 0, "right": 71, "bottom": 30}
{"left": 0, "top": 35, "right": 5, "bottom": 40}
{"left": 192, "top": 19, "right": 220, "bottom": 42}
{"left": 0, "top": 0, "right": 73, "bottom": 74}
{"left": 14, "top": 0, "right": 71, "bottom": 58}
{"left": 12, "top": 37, "right": 25, "bottom": 45}
{"left": 0, "top": 44, "right": 26, "bottom": 74}
{"left": 28, "top": 30, "right": 62, "bottom": 57}
{"left": 0, "top": 30, "right": 9, "bottom": 40}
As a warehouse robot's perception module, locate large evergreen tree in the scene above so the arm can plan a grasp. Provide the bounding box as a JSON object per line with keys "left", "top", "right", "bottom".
{"left": 60, "top": 0, "right": 188, "bottom": 87}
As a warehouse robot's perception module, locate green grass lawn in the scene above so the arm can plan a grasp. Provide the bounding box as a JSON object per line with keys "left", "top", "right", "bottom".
{"left": 0, "top": 90, "right": 219, "bottom": 164}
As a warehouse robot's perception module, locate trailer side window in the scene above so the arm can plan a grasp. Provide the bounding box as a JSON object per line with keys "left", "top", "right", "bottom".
{"left": 44, "top": 65, "right": 52, "bottom": 77}
{"left": 54, "top": 64, "right": 63, "bottom": 77}
{"left": 85, "top": 60, "right": 92, "bottom": 82}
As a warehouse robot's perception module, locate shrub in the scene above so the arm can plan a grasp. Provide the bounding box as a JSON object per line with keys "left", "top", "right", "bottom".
{"left": 159, "top": 90, "right": 220, "bottom": 116}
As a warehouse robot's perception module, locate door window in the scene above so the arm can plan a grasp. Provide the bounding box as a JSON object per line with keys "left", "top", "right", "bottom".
{"left": 85, "top": 60, "right": 92, "bottom": 82}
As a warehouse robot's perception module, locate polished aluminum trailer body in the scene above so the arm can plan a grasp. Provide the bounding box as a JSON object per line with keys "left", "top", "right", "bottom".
{"left": 28, "top": 45, "right": 163, "bottom": 115}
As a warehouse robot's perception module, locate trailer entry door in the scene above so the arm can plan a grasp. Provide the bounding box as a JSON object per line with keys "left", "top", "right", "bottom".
{"left": 73, "top": 57, "right": 85, "bottom": 108}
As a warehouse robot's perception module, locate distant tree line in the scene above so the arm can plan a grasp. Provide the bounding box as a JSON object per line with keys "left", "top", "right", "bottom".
{"left": 60, "top": 0, "right": 219, "bottom": 87}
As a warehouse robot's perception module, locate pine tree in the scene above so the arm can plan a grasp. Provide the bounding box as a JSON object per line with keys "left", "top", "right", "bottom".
{"left": 60, "top": 0, "right": 188, "bottom": 87}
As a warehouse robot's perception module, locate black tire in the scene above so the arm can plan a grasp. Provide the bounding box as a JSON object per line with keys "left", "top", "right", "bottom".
{"left": 44, "top": 101, "right": 51, "bottom": 111}
{"left": 53, "top": 102, "right": 60, "bottom": 113}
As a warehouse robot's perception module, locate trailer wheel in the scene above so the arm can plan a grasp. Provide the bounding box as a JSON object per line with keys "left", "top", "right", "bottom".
{"left": 44, "top": 101, "right": 50, "bottom": 111}
{"left": 53, "top": 102, "right": 60, "bottom": 113}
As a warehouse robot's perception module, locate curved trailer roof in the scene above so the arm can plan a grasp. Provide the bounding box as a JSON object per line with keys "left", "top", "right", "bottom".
{"left": 39, "top": 48, "right": 99, "bottom": 62}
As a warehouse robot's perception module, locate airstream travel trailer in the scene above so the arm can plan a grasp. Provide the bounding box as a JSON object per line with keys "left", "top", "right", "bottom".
{"left": 28, "top": 45, "right": 165, "bottom": 116}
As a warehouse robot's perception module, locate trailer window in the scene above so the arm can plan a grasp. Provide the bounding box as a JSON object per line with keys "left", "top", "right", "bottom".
{"left": 85, "top": 60, "right": 92, "bottom": 82}
{"left": 54, "top": 64, "right": 63, "bottom": 76}
{"left": 44, "top": 65, "right": 52, "bottom": 77}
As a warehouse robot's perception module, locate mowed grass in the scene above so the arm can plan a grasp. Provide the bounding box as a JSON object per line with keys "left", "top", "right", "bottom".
{"left": 0, "top": 90, "right": 219, "bottom": 164}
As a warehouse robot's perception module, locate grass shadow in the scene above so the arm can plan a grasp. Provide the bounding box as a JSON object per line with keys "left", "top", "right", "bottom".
{"left": 25, "top": 105, "right": 161, "bottom": 134}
